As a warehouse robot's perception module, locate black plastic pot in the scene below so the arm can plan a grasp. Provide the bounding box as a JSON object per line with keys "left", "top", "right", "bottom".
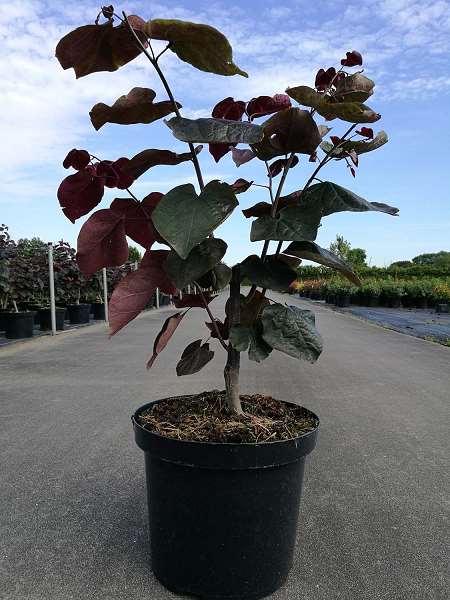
{"left": 367, "top": 295, "right": 380, "bottom": 307}
{"left": 4, "top": 312, "right": 34, "bottom": 339}
{"left": 38, "top": 307, "right": 66, "bottom": 331}
{"left": 0, "top": 309, "right": 9, "bottom": 332}
{"left": 336, "top": 293, "right": 351, "bottom": 307}
{"left": 326, "top": 294, "right": 335, "bottom": 304}
{"left": 67, "top": 303, "right": 91, "bottom": 324}
{"left": 414, "top": 297, "right": 428, "bottom": 309}
{"left": 160, "top": 294, "right": 171, "bottom": 306}
{"left": 133, "top": 398, "right": 319, "bottom": 600}
{"left": 436, "top": 303, "right": 449, "bottom": 314}
{"left": 90, "top": 302, "right": 106, "bottom": 320}
{"left": 387, "top": 296, "right": 402, "bottom": 308}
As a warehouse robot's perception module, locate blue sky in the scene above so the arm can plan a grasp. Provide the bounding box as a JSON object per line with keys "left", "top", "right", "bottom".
{"left": 1, "top": 0, "right": 449, "bottom": 266}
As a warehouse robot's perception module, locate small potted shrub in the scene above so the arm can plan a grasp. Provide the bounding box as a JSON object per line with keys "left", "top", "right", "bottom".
{"left": 381, "top": 280, "right": 404, "bottom": 308}
{"left": 55, "top": 10, "right": 398, "bottom": 599}
{"left": 2, "top": 241, "right": 37, "bottom": 339}
{"left": 433, "top": 281, "right": 450, "bottom": 313}
{"left": 362, "top": 279, "right": 381, "bottom": 306}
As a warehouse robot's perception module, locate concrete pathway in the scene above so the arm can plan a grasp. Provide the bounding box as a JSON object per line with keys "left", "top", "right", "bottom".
{"left": 1, "top": 292, "right": 448, "bottom": 600}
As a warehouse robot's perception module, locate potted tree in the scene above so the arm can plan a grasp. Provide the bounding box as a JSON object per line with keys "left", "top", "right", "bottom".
{"left": 55, "top": 9, "right": 398, "bottom": 599}
{"left": 2, "top": 242, "right": 37, "bottom": 339}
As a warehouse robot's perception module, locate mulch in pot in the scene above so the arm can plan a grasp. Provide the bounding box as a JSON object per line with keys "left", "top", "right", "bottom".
{"left": 137, "top": 390, "right": 317, "bottom": 444}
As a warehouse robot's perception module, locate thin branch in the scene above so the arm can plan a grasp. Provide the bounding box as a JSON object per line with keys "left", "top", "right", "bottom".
{"left": 122, "top": 12, "right": 205, "bottom": 191}
{"left": 194, "top": 283, "right": 229, "bottom": 351}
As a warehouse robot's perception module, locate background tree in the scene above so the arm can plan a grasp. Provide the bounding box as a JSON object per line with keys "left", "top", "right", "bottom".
{"left": 412, "top": 251, "right": 450, "bottom": 266}
{"left": 329, "top": 235, "right": 367, "bottom": 269}
{"left": 128, "top": 245, "right": 142, "bottom": 263}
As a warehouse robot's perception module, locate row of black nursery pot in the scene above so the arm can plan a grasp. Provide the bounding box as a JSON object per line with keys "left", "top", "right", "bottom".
{"left": 0, "top": 293, "right": 174, "bottom": 340}
{"left": 0, "top": 302, "right": 106, "bottom": 340}
{"left": 301, "top": 290, "right": 435, "bottom": 309}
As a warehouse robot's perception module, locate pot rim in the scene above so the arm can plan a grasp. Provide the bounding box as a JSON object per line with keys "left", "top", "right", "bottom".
{"left": 132, "top": 395, "right": 320, "bottom": 469}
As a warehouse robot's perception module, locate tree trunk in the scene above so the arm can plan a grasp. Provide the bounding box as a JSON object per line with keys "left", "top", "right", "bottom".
{"left": 224, "top": 265, "right": 243, "bottom": 414}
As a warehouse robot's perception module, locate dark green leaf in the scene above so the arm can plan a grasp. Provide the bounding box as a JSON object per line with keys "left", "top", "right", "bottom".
{"left": 146, "top": 19, "right": 247, "bottom": 77}
{"left": 251, "top": 181, "right": 398, "bottom": 242}
{"left": 196, "top": 262, "right": 232, "bottom": 290}
{"left": 261, "top": 304, "right": 322, "bottom": 362}
{"left": 283, "top": 241, "right": 361, "bottom": 285}
{"left": 165, "top": 238, "right": 227, "bottom": 288}
{"left": 240, "top": 255, "right": 297, "bottom": 292}
{"left": 152, "top": 180, "right": 238, "bottom": 259}
{"left": 250, "top": 213, "right": 320, "bottom": 242}
{"left": 176, "top": 339, "right": 214, "bottom": 376}
{"left": 229, "top": 321, "right": 272, "bottom": 363}
{"left": 165, "top": 116, "right": 263, "bottom": 144}
{"left": 89, "top": 87, "right": 181, "bottom": 130}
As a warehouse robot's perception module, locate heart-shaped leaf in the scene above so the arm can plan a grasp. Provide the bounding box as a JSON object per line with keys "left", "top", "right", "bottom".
{"left": 176, "top": 339, "right": 215, "bottom": 376}
{"left": 251, "top": 182, "right": 398, "bottom": 242}
{"left": 197, "top": 262, "right": 232, "bottom": 290}
{"left": 320, "top": 131, "right": 388, "bottom": 158}
{"left": 246, "top": 94, "right": 291, "bottom": 120}
{"left": 240, "top": 255, "right": 297, "bottom": 292}
{"left": 58, "top": 166, "right": 105, "bottom": 223}
{"left": 231, "top": 178, "right": 253, "bottom": 194}
{"left": 231, "top": 148, "right": 256, "bottom": 167}
{"left": 250, "top": 212, "right": 320, "bottom": 242}
{"left": 121, "top": 146, "right": 202, "bottom": 180}
{"left": 165, "top": 238, "right": 227, "bottom": 288}
{"left": 110, "top": 193, "right": 164, "bottom": 249}
{"left": 261, "top": 304, "right": 323, "bottom": 363}
{"left": 283, "top": 241, "right": 361, "bottom": 285}
{"left": 76, "top": 209, "right": 128, "bottom": 278}
{"left": 90, "top": 87, "right": 181, "bottom": 130}
{"left": 109, "top": 250, "right": 177, "bottom": 336}
{"left": 229, "top": 321, "right": 272, "bottom": 363}
{"left": 335, "top": 73, "right": 374, "bottom": 103}
{"left": 174, "top": 293, "right": 217, "bottom": 308}
{"left": 147, "top": 311, "right": 186, "bottom": 369}
{"left": 286, "top": 86, "right": 381, "bottom": 124}
{"left": 152, "top": 181, "right": 238, "bottom": 259}
{"left": 146, "top": 19, "right": 247, "bottom": 77}
{"left": 252, "top": 108, "right": 321, "bottom": 160}
{"left": 166, "top": 116, "right": 263, "bottom": 144}
{"left": 55, "top": 17, "right": 147, "bottom": 78}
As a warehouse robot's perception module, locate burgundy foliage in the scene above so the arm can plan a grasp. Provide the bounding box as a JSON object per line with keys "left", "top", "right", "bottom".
{"left": 57, "top": 166, "right": 105, "bottom": 222}
{"left": 340, "top": 50, "right": 363, "bottom": 67}
{"left": 173, "top": 293, "right": 217, "bottom": 308}
{"left": 209, "top": 97, "right": 246, "bottom": 163}
{"left": 231, "top": 178, "right": 253, "bottom": 194}
{"left": 269, "top": 155, "right": 299, "bottom": 177}
{"left": 205, "top": 319, "right": 229, "bottom": 340}
{"left": 63, "top": 148, "right": 91, "bottom": 170}
{"left": 109, "top": 250, "right": 177, "bottom": 336}
{"left": 96, "top": 158, "right": 134, "bottom": 189}
{"left": 55, "top": 15, "right": 148, "bottom": 78}
{"left": 76, "top": 209, "right": 129, "bottom": 278}
{"left": 314, "top": 68, "right": 336, "bottom": 91}
{"left": 246, "top": 94, "right": 291, "bottom": 120}
{"left": 147, "top": 311, "right": 186, "bottom": 369}
{"left": 110, "top": 192, "right": 164, "bottom": 249}
{"left": 356, "top": 127, "right": 374, "bottom": 139}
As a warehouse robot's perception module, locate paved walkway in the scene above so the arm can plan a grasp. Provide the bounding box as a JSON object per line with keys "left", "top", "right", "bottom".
{"left": 1, "top": 292, "right": 448, "bottom": 600}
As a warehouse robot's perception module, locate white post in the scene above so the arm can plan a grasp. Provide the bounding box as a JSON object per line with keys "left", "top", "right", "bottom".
{"left": 48, "top": 243, "right": 56, "bottom": 336}
{"left": 133, "top": 261, "right": 138, "bottom": 271}
{"left": 156, "top": 288, "right": 160, "bottom": 309}
{"left": 102, "top": 268, "right": 109, "bottom": 323}
{"left": 187, "top": 284, "right": 191, "bottom": 294}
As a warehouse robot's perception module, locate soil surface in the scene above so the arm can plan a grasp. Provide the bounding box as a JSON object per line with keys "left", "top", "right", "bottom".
{"left": 137, "top": 390, "right": 318, "bottom": 443}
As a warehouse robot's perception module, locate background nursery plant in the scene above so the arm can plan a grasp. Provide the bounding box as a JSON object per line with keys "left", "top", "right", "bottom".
{"left": 55, "top": 7, "right": 398, "bottom": 416}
